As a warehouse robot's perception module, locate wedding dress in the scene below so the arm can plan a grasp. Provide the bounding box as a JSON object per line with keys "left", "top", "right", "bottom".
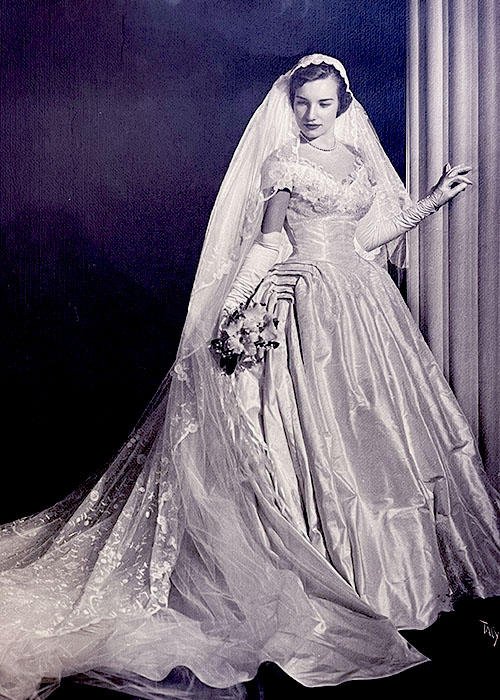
{"left": 1, "top": 55, "right": 499, "bottom": 700}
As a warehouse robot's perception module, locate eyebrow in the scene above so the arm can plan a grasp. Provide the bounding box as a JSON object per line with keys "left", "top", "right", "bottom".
{"left": 295, "top": 96, "right": 336, "bottom": 101}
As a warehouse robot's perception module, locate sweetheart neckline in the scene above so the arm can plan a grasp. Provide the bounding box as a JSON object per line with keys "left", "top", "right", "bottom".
{"left": 296, "top": 153, "right": 364, "bottom": 186}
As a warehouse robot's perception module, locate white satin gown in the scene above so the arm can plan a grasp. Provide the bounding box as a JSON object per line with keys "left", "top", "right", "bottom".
{"left": 248, "top": 139, "right": 500, "bottom": 628}
{"left": 0, "top": 138, "right": 499, "bottom": 700}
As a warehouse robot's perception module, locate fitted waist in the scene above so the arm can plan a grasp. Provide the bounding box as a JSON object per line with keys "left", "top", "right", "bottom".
{"left": 287, "top": 219, "right": 359, "bottom": 262}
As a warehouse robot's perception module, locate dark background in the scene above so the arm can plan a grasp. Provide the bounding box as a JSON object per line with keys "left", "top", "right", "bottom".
{"left": 1, "top": 1, "right": 498, "bottom": 696}
{"left": 1, "top": 0, "right": 407, "bottom": 519}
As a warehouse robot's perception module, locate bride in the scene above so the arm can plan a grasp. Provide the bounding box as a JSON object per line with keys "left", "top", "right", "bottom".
{"left": 1, "top": 54, "right": 499, "bottom": 700}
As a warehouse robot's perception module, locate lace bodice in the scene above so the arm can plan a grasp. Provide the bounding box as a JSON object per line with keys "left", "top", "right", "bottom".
{"left": 261, "top": 137, "right": 378, "bottom": 262}
{"left": 262, "top": 139, "right": 375, "bottom": 220}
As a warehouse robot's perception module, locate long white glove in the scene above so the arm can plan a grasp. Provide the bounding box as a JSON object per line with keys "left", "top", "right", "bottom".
{"left": 355, "top": 162, "right": 473, "bottom": 256}
{"left": 222, "top": 230, "right": 282, "bottom": 315}
{"left": 354, "top": 192, "right": 440, "bottom": 256}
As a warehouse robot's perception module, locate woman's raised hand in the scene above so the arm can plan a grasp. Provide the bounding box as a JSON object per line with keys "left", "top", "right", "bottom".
{"left": 430, "top": 163, "right": 473, "bottom": 207}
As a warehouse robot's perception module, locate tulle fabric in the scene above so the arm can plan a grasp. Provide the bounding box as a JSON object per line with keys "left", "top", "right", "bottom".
{"left": 0, "top": 324, "right": 429, "bottom": 699}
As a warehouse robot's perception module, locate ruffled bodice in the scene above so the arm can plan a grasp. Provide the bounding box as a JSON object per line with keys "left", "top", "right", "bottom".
{"left": 261, "top": 137, "right": 377, "bottom": 263}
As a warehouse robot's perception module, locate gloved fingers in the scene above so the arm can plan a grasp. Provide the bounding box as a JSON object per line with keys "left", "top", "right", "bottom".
{"left": 450, "top": 175, "right": 473, "bottom": 186}
{"left": 440, "top": 175, "right": 473, "bottom": 194}
{"left": 439, "top": 163, "right": 472, "bottom": 188}
{"left": 446, "top": 163, "right": 472, "bottom": 177}
{"left": 254, "top": 279, "right": 296, "bottom": 308}
{"left": 263, "top": 290, "right": 295, "bottom": 317}
{"left": 266, "top": 290, "right": 278, "bottom": 315}
{"left": 252, "top": 279, "right": 273, "bottom": 305}
{"left": 433, "top": 163, "right": 473, "bottom": 205}
{"left": 435, "top": 182, "right": 469, "bottom": 204}
{"left": 449, "top": 182, "right": 469, "bottom": 196}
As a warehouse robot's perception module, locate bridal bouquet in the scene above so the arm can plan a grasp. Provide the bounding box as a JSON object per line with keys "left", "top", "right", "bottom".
{"left": 210, "top": 303, "right": 279, "bottom": 375}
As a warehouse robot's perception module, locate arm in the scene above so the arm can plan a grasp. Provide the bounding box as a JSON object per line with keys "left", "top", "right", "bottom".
{"left": 221, "top": 190, "right": 291, "bottom": 315}
{"left": 355, "top": 163, "right": 473, "bottom": 254}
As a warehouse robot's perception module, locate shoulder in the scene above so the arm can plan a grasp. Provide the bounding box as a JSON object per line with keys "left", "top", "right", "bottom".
{"left": 262, "top": 137, "right": 298, "bottom": 169}
{"left": 260, "top": 138, "right": 298, "bottom": 196}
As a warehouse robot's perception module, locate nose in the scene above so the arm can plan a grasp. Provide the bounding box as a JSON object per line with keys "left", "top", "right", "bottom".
{"left": 305, "top": 104, "right": 318, "bottom": 122}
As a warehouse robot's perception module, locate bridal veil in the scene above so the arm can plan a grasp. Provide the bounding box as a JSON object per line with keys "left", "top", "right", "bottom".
{"left": 0, "top": 55, "right": 428, "bottom": 700}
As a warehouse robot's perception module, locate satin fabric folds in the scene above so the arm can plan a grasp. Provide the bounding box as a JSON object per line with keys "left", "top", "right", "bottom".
{"left": 248, "top": 227, "right": 500, "bottom": 629}
{"left": 0, "top": 145, "right": 499, "bottom": 700}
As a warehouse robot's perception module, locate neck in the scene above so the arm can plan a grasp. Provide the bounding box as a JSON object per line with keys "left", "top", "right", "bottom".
{"left": 300, "top": 130, "right": 337, "bottom": 151}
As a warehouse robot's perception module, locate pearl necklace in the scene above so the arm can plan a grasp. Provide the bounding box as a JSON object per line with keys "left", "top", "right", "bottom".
{"left": 300, "top": 130, "right": 338, "bottom": 152}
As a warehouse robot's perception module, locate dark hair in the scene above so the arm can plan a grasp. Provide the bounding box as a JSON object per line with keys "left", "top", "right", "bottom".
{"left": 289, "top": 62, "right": 352, "bottom": 117}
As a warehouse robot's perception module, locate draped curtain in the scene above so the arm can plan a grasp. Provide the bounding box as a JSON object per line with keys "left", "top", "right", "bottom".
{"left": 406, "top": 0, "right": 499, "bottom": 487}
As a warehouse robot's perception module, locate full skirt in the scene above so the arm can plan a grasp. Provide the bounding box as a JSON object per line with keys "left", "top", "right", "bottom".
{"left": 0, "top": 257, "right": 499, "bottom": 699}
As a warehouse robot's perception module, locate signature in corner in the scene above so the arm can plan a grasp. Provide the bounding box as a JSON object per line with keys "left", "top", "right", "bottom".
{"left": 479, "top": 619, "right": 499, "bottom": 647}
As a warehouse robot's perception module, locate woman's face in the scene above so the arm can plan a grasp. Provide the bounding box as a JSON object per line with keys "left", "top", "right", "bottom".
{"left": 292, "top": 76, "right": 339, "bottom": 141}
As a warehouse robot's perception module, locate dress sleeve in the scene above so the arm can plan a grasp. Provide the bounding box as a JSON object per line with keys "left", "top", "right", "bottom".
{"left": 260, "top": 154, "right": 294, "bottom": 200}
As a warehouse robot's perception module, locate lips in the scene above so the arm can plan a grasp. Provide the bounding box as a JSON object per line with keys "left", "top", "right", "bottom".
{"left": 305, "top": 123, "right": 321, "bottom": 129}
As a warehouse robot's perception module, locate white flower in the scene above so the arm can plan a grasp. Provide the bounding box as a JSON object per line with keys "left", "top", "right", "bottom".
{"left": 89, "top": 490, "right": 100, "bottom": 503}
{"left": 226, "top": 336, "right": 245, "bottom": 354}
{"left": 225, "top": 317, "right": 244, "bottom": 336}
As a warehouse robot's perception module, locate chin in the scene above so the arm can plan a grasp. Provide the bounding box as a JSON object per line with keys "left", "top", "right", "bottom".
{"left": 303, "top": 128, "right": 326, "bottom": 139}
